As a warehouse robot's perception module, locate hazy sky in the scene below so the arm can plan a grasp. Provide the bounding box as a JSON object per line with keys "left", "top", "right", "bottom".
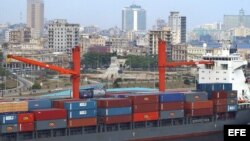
{"left": 0, "top": 0, "right": 249, "bottom": 30}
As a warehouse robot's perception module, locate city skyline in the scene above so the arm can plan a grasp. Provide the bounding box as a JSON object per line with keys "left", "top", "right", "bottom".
{"left": 0, "top": 0, "right": 250, "bottom": 30}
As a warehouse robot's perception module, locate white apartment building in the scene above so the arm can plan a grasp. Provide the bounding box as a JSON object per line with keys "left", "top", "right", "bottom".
{"left": 48, "top": 19, "right": 80, "bottom": 54}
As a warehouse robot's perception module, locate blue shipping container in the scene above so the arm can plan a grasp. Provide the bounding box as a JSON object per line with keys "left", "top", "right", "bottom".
{"left": 0, "top": 114, "right": 18, "bottom": 124}
{"left": 28, "top": 99, "right": 52, "bottom": 111}
{"left": 98, "top": 107, "right": 132, "bottom": 116}
{"left": 64, "top": 100, "right": 96, "bottom": 110}
{"left": 227, "top": 105, "right": 238, "bottom": 112}
{"left": 159, "top": 93, "right": 184, "bottom": 103}
{"left": 68, "top": 109, "right": 97, "bottom": 119}
{"left": 224, "top": 83, "right": 232, "bottom": 91}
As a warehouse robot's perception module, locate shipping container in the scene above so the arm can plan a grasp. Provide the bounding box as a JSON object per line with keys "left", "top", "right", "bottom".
{"left": 0, "top": 101, "right": 28, "bottom": 113}
{"left": 160, "top": 110, "right": 184, "bottom": 119}
{"left": 211, "top": 91, "right": 227, "bottom": 99}
{"left": 53, "top": 99, "right": 81, "bottom": 109}
{"left": 227, "top": 105, "right": 238, "bottom": 112}
{"left": 12, "top": 101, "right": 28, "bottom": 112}
{"left": 18, "top": 113, "right": 34, "bottom": 123}
{"left": 214, "top": 105, "right": 227, "bottom": 113}
{"left": 99, "top": 115, "right": 132, "bottom": 124}
{"left": 0, "top": 114, "right": 18, "bottom": 124}
{"left": 133, "top": 103, "right": 159, "bottom": 113}
{"left": 160, "top": 102, "right": 184, "bottom": 111}
{"left": 33, "top": 109, "right": 67, "bottom": 121}
{"left": 97, "top": 98, "right": 132, "bottom": 108}
{"left": 227, "top": 91, "right": 237, "bottom": 98}
{"left": 183, "top": 92, "right": 208, "bottom": 102}
{"left": 159, "top": 93, "right": 184, "bottom": 103}
{"left": 64, "top": 100, "right": 97, "bottom": 110}
{"left": 0, "top": 102, "right": 12, "bottom": 113}
{"left": 184, "top": 101, "right": 213, "bottom": 110}
{"left": 185, "top": 108, "right": 213, "bottom": 117}
{"left": 79, "top": 89, "right": 94, "bottom": 99}
{"left": 213, "top": 99, "right": 227, "bottom": 106}
{"left": 227, "top": 98, "right": 238, "bottom": 105}
{"left": 68, "top": 117, "right": 97, "bottom": 128}
{"left": 98, "top": 107, "right": 132, "bottom": 116}
{"left": 35, "top": 119, "right": 67, "bottom": 130}
{"left": 128, "top": 94, "right": 159, "bottom": 104}
{"left": 0, "top": 124, "right": 18, "bottom": 133}
{"left": 214, "top": 84, "right": 223, "bottom": 91}
{"left": 224, "top": 84, "right": 233, "bottom": 91}
{"left": 68, "top": 109, "right": 97, "bottom": 119}
{"left": 28, "top": 99, "right": 52, "bottom": 111}
{"left": 133, "top": 112, "right": 159, "bottom": 122}
{"left": 18, "top": 122, "right": 34, "bottom": 132}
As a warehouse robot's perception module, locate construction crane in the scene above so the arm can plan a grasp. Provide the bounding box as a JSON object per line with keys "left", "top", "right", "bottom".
{"left": 158, "top": 40, "right": 214, "bottom": 92}
{"left": 7, "top": 46, "right": 81, "bottom": 99}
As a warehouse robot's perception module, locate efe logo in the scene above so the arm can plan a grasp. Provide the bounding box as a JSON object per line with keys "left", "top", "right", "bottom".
{"left": 228, "top": 129, "right": 246, "bottom": 136}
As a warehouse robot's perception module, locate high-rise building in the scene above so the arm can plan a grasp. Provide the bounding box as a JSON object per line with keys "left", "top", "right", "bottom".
{"left": 122, "top": 4, "right": 146, "bottom": 32}
{"left": 224, "top": 9, "right": 250, "bottom": 30}
{"left": 156, "top": 18, "right": 167, "bottom": 30}
{"left": 149, "top": 28, "right": 172, "bottom": 60}
{"left": 168, "top": 12, "right": 186, "bottom": 44}
{"left": 27, "top": 0, "right": 44, "bottom": 39}
{"left": 48, "top": 19, "right": 80, "bottom": 54}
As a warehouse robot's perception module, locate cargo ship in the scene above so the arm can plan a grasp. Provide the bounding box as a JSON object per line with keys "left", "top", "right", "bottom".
{"left": 1, "top": 41, "right": 250, "bottom": 141}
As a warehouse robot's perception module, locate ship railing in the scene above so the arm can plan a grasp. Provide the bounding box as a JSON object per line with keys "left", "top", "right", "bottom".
{"left": 238, "top": 102, "right": 250, "bottom": 110}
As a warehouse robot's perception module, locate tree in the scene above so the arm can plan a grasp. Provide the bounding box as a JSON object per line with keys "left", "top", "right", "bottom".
{"left": 82, "top": 52, "right": 116, "bottom": 69}
{"left": 113, "top": 78, "right": 122, "bottom": 88}
{"left": 184, "top": 79, "right": 191, "bottom": 85}
{"left": 32, "top": 83, "right": 42, "bottom": 89}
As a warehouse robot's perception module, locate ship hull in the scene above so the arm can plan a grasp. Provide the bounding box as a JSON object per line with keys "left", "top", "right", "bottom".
{"left": 2, "top": 109, "right": 249, "bottom": 141}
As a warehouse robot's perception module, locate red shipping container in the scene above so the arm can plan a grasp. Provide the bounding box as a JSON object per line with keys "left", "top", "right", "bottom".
{"left": 133, "top": 112, "right": 159, "bottom": 122}
{"left": 97, "top": 98, "right": 132, "bottom": 108}
{"left": 18, "top": 113, "right": 34, "bottom": 123}
{"left": 68, "top": 118, "right": 97, "bottom": 128}
{"left": 213, "top": 99, "right": 227, "bottom": 106}
{"left": 99, "top": 115, "right": 132, "bottom": 124}
{"left": 185, "top": 108, "right": 213, "bottom": 117}
{"left": 160, "top": 102, "right": 184, "bottom": 111}
{"left": 33, "top": 108, "right": 67, "bottom": 121}
{"left": 128, "top": 94, "right": 159, "bottom": 104}
{"left": 133, "top": 103, "right": 159, "bottom": 113}
{"left": 53, "top": 99, "right": 81, "bottom": 109}
{"left": 214, "top": 105, "right": 227, "bottom": 113}
{"left": 18, "top": 122, "right": 34, "bottom": 132}
{"left": 184, "top": 101, "right": 213, "bottom": 110}
{"left": 211, "top": 91, "right": 227, "bottom": 99}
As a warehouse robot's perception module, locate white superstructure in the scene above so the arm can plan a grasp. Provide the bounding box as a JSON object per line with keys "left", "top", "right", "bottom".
{"left": 198, "top": 43, "right": 250, "bottom": 101}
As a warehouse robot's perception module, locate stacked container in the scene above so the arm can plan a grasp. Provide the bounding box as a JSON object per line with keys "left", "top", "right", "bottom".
{"left": 159, "top": 93, "right": 184, "bottom": 120}
{"left": 128, "top": 94, "right": 159, "bottom": 122}
{"left": 197, "top": 83, "right": 232, "bottom": 98}
{"left": 32, "top": 108, "right": 67, "bottom": 130}
{"left": 0, "top": 101, "right": 28, "bottom": 113}
{"left": 183, "top": 92, "right": 214, "bottom": 117}
{"left": 63, "top": 100, "right": 97, "bottom": 128}
{"left": 18, "top": 113, "right": 34, "bottom": 132}
{"left": 27, "top": 99, "right": 52, "bottom": 111}
{"left": 97, "top": 98, "right": 132, "bottom": 124}
{"left": 0, "top": 113, "right": 18, "bottom": 133}
{"left": 212, "top": 90, "right": 238, "bottom": 113}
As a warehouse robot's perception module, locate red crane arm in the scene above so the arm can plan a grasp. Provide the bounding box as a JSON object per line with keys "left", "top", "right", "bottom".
{"left": 7, "top": 55, "right": 77, "bottom": 75}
